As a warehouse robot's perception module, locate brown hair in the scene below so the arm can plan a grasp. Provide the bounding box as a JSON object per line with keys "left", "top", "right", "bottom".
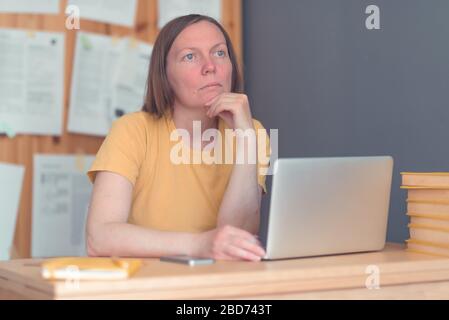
{"left": 142, "top": 14, "right": 243, "bottom": 118}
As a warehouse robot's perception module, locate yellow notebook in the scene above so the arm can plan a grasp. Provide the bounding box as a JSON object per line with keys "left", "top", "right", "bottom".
{"left": 406, "top": 239, "right": 449, "bottom": 258}
{"left": 401, "top": 172, "right": 449, "bottom": 189}
{"left": 41, "top": 257, "right": 142, "bottom": 281}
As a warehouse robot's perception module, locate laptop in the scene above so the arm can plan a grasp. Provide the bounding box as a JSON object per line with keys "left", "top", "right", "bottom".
{"left": 260, "top": 156, "right": 394, "bottom": 260}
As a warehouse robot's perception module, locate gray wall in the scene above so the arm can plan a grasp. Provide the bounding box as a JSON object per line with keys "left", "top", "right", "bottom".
{"left": 243, "top": 0, "right": 449, "bottom": 242}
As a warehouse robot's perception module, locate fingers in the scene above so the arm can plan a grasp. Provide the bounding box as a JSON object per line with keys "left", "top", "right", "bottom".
{"left": 206, "top": 97, "right": 236, "bottom": 118}
{"left": 205, "top": 94, "right": 242, "bottom": 116}
{"left": 206, "top": 103, "right": 221, "bottom": 118}
{"left": 228, "top": 238, "right": 265, "bottom": 261}
{"left": 225, "top": 245, "right": 263, "bottom": 261}
{"left": 221, "top": 225, "right": 266, "bottom": 261}
{"left": 211, "top": 225, "right": 266, "bottom": 261}
{"left": 204, "top": 92, "right": 238, "bottom": 106}
{"left": 240, "top": 237, "right": 265, "bottom": 256}
{"left": 207, "top": 101, "right": 235, "bottom": 118}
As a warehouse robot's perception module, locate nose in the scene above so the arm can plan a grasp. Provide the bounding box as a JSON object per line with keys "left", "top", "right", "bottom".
{"left": 201, "top": 57, "right": 216, "bottom": 75}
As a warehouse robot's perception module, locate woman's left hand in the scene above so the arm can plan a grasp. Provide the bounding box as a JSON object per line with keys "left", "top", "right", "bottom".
{"left": 205, "top": 93, "right": 254, "bottom": 130}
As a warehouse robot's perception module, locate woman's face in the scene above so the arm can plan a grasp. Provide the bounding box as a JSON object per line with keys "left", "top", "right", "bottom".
{"left": 166, "top": 20, "right": 233, "bottom": 110}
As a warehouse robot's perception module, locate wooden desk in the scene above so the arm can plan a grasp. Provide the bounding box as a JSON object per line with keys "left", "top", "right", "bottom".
{"left": 1, "top": 243, "right": 449, "bottom": 299}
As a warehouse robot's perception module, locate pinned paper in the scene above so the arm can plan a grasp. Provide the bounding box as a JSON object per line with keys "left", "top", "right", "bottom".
{"left": 109, "top": 39, "right": 153, "bottom": 122}
{"left": 32, "top": 154, "right": 95, "bottom": 258}
{"left": 68, "top": 32, "right": 125, "bottom": 136}
{"left": 0, "top": 28, "right": 65, "bottom": 136}
{"left": 68, "top": 32, "right": 153, "bottom": 136}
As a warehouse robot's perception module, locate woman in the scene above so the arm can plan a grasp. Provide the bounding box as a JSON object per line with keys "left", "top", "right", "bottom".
{"left": 86, "top": 14, "right": 269, "bottom": 261}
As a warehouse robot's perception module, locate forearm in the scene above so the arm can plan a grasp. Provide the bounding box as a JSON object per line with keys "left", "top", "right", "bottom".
{"left": 217, "top": 137, "right": 261, "bottom": 234}
{"left": 87, "top": 221, "right": 199, "bottom": 258}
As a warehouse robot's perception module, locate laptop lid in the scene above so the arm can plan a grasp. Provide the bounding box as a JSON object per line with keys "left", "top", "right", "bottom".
{"left": 261, "top": 156, "right": 393, "bottom": 260}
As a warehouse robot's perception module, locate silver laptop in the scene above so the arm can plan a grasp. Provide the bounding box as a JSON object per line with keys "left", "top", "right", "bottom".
{"left": 261, "top": 156, "right": 393, "bottom": 260}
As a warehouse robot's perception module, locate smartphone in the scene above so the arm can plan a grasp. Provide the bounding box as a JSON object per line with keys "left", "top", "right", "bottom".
{"left": 160, "top": 255, "right": 215, "bottom": 266}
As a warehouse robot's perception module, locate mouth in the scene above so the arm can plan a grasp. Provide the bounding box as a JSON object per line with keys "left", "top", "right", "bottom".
{"left": 200, "top": 83, "right": 222, "bottom": 90}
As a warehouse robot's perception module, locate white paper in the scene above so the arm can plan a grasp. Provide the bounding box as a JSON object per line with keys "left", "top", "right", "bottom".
{"left": 68, "top": 32, "right": 153, "bottom": 136}
{"left": 68, "top": 32, "right": 124, "bottom": 136}
{"left": 0, "top": 0, "right": 60, "bottom": 14}
{"left": 110, "top": 39, "right": 152, "bottom": 121}
{"left": 0, "top": 28, "right": 65, "bottom": 136}
{"left": 68, "top": 0, "right": 137, "bottom": 27}
{"left": 32, "top": 154, "right": 94, "bottom": 258}
{"left": 0, "top": 162, "right": 25, "bottom": 261}
{"left": 158, "top": 0, "right": 221, "bottom": 29}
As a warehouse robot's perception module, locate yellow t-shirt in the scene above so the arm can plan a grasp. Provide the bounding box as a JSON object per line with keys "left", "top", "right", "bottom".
{"left": 87, "top": 111, "right": 270, "bottom": 233}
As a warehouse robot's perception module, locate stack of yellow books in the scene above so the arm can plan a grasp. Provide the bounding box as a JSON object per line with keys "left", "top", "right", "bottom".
{"left": 401, "top": 172, "right": 449, "bottom": 257}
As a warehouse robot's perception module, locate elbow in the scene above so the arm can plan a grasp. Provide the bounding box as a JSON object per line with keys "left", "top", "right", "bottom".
{"left": 86, "top": 222, "right": 108, "bottom": 257}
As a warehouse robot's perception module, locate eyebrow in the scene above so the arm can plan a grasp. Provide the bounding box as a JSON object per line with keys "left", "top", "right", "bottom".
{"left": 176, "top": 42, "right": 226, "bottom": 55}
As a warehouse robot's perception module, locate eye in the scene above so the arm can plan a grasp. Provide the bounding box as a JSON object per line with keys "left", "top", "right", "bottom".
{"left": 183, "top": 53, "right": 195, "bottom": 61}
{"left": 215, "top": 50, "right": 227, "bottom": 58}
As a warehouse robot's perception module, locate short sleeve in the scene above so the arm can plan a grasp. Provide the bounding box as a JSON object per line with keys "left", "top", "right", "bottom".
{"left": 87, "top": 113, "right": 147, "bottom": 186}
{"left": 253, "top": 119, "right": 271, "bottom": 194}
